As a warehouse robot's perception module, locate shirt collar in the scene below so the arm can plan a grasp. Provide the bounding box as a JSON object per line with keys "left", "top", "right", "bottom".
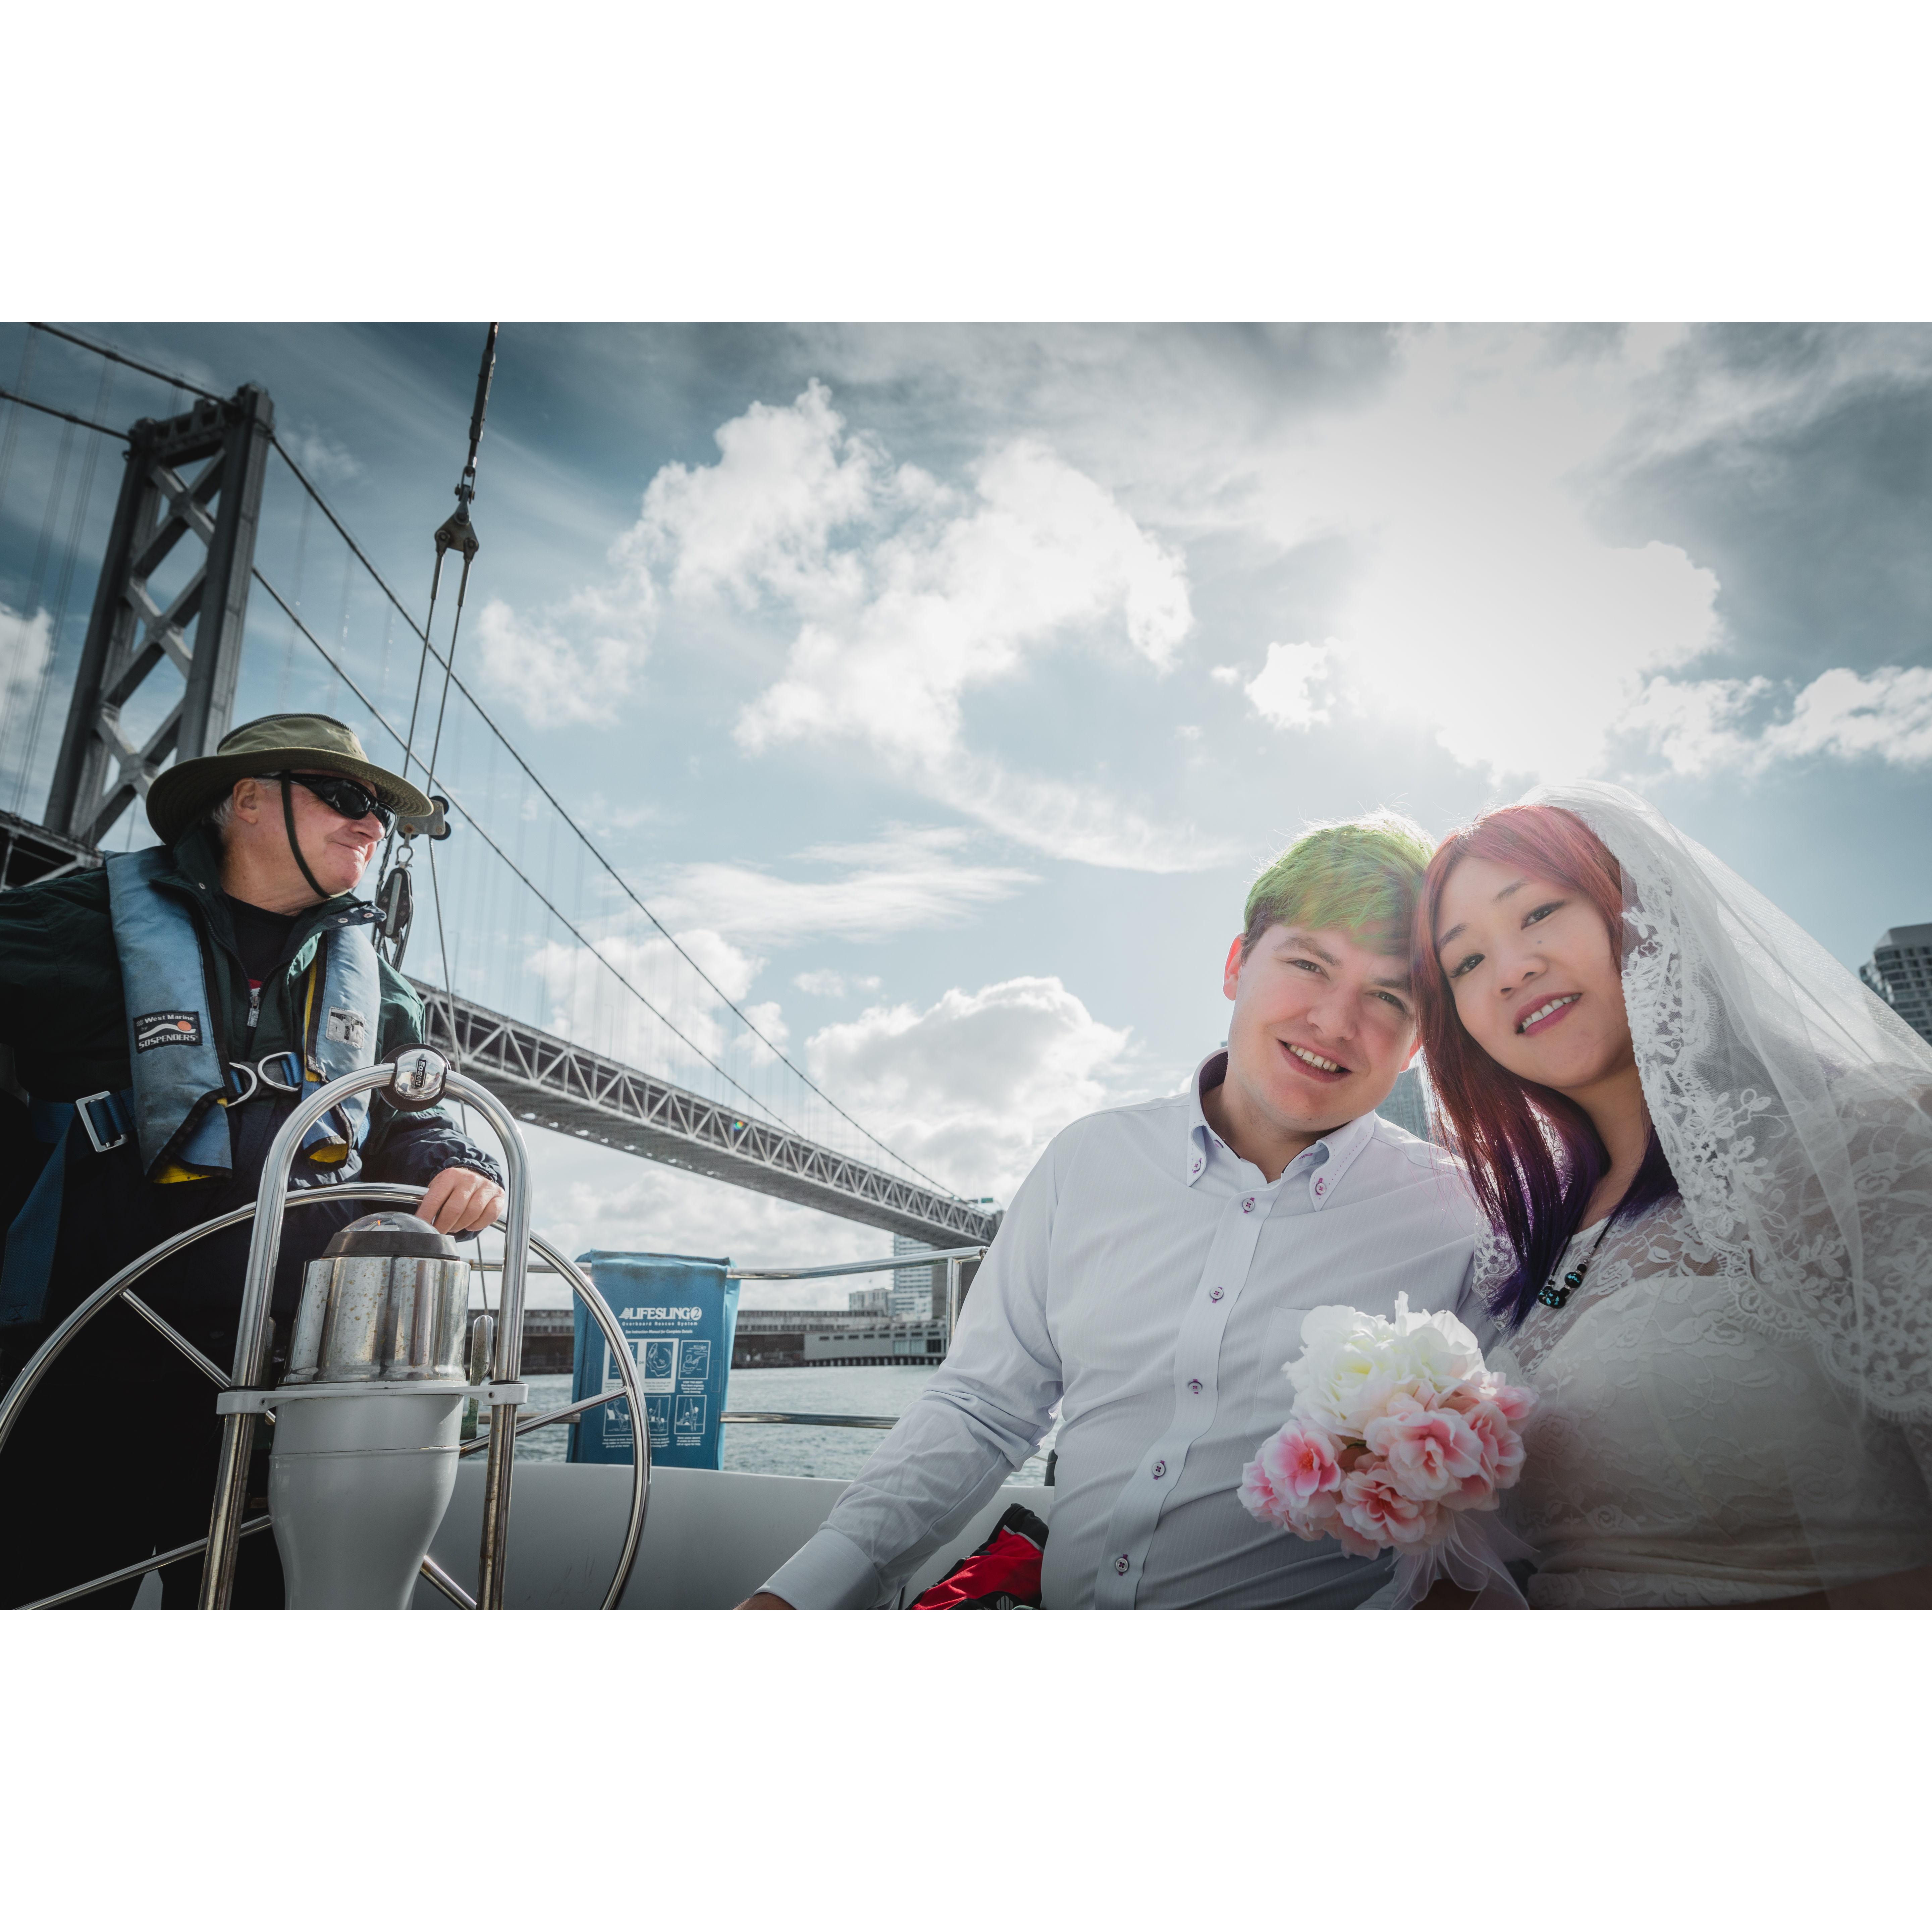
{"left": 1184, "top": 1048, "right": 1381, "bottom": 1206}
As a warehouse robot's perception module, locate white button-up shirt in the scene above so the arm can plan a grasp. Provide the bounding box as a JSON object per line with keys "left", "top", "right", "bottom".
{"left": 762, "top": 1051, "right": 1486, "bottom": 1609}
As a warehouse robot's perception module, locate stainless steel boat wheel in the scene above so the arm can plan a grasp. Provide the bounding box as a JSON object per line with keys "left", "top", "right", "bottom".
{"left": 0, "top": 1057, "right": 648, "bottom": 1611}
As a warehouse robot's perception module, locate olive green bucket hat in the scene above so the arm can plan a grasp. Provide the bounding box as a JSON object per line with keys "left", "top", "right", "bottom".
{"left": 145, "top": 713, "right": 434, "bottom": 847}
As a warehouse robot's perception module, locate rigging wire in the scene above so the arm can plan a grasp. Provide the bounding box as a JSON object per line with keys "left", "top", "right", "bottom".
{"left": 29, "top": 320, "right": 953, "bottom": 1193}
{"left": 0, "top": 334, "right": 44, "bottom": 527}
{"left": 273, "top": 433, "right": 952, "bottom": 1190}
{"left": 421, "top": 323, "right": 496, "bottom": 798}
{"left": 250, "top": 563, "right": 818, "bottom": 1142}
{"left": 262, "top": 432, "right": 894, "bottom": 1130}
{"left": 425, "top": 831, "right": 462, "bottom": 1075}
{"left": 276, "top": 490, "right": 312, "bottom": 712}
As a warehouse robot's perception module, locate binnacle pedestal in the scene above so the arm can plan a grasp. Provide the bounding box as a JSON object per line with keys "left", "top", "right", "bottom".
{"left": 269, "top": 1212, "right": 472, "bottom": 1609}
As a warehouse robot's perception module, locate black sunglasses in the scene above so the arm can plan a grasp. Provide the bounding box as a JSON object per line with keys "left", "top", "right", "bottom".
{"left": 271, "top": 770, "right": 394, "bottom": 831}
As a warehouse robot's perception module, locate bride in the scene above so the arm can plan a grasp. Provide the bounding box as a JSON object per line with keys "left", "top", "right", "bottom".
{"left": 1413, "top": 782, "right": 1932, "bottom": 1608}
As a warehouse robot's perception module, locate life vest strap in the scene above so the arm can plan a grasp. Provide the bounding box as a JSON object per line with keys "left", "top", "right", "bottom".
{"left": 73, "top": 1090, "right": 132, "bottom": 1156}
{"left": 69, "top": 1060, "right": 272, "bottom": 1163}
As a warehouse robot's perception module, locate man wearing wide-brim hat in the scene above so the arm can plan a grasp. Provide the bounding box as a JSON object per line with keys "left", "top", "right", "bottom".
{"left": 0, "top": 714, "right": 505, "bottom": 1609}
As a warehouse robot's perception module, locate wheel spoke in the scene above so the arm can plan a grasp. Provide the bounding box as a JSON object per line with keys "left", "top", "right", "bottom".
{"left": 15, "top": 1515, "right": 272, "bottom": 1611}
{"left": 456, "top": 1385, "right": 629, "bottom": 1457}
{"left": 121, "top": 1290, "right": 232, "bottom": 1388}
{"left": 418, "top": 1552, "right": 477, "bottom": 1608}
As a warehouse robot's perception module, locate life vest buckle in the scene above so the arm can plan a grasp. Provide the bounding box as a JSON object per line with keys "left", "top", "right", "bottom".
{"left": 256, "top": 1051, "right": 304, "bottom": 1094}
{"left": 74, "top": 1091, "right": 130, "bottom": 1156}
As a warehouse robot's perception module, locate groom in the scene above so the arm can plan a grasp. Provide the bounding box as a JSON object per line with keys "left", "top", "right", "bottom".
{"left": 742, "top": 813, "right": 1487, "bottom": 1609}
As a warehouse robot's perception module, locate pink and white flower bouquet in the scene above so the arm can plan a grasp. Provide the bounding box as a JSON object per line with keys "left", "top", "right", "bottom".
{"left": 1239, "top": 1295, "right": 1538, "bottom": 1607}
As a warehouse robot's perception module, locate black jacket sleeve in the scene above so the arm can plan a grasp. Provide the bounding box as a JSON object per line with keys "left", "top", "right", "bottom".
{"left": 360, "top": 959, "right": 504, "bottom": 1193}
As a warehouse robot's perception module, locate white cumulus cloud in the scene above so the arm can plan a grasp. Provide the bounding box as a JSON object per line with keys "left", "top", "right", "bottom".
{"left": 805, "top": 976, "right": 1145, "bottom": 1202}
{"left": 629, "top": 384, "right": 1213, "bottom": 871}
{"left": 0, "top": 603, "right": 52, "bottom": 722}
{"left": 474, "top": 563, "right": 658, "bottom": 728}
{"left": 626, "top": 379, "right": 889, "bottom": 608}
{"left": 515, "top": 1129, "right": 886, "bottom": 1310}
{"left": 1235, "top": 326, "right": 1726, "bottom": 783}
{"left": 288, "top": 425, "right": 362, "bottom": 484}
{"left": 793, "top": 969, "right": 882, "bottom": 998}
{"left": 1220, "top": 326, "right": 1932, "bottom": 786}
{"left": 1622, "top": 663, "right": 1932, "bottom": 774}
{"left": 525, "top": 925, "right": 767, "bottom": 1074}
{"left": 1243, "top": 640, "right": 1334, "bottom": 731}
{"left": 652, "top": 826, "right": 1035, "bottom": 945}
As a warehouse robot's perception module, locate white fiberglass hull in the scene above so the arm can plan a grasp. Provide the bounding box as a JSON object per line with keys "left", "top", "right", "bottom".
{"left": 410, "top": 1462, "right": 1051, "bottom": 1610}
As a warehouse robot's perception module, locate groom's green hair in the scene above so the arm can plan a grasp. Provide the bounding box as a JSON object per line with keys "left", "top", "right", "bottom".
{"left": 1241, "top": 811, "right": 1435, "bottom": 958}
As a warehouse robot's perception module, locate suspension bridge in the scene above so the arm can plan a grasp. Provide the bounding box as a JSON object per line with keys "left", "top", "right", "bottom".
{"left": 0, "top": 323, "right": 1000, "bottom": 1249}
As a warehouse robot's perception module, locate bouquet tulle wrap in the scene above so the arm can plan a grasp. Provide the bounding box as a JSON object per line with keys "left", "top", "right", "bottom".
{"left": 1239, "top": 1296, "right": 1537, "bottom": 1608}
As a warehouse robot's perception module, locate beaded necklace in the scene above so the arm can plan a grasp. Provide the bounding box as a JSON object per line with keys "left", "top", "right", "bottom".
{"left": 1536, "top": 1214, "right": 1615, "bottom": 1311}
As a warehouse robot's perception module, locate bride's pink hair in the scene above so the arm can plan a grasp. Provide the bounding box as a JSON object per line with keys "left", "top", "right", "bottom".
{"left": 1414, "top": 804, "right": 1676, "bottom": 1326}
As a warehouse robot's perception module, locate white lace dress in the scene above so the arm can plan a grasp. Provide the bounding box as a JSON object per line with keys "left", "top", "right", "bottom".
{"left": 1500, "top": 1197, "right": 1932, "bottom": 1608}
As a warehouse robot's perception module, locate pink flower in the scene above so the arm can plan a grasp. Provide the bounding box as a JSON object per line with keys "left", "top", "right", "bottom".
{"left": 1462, "top": 1400, "right": 1528, "bottom": 1491}
{"left": 1335, "top": 1456, "right": 1441, "bottom": 1550}
{"left": 1361, "top": 1394, "right": 1485, "bottom": 1503}
{"left": 1328, "top": 1516, "right": 1387, "bottom": 1560}
{"left": 1280, "top": 1491, "right": 1345, "bottom": 1543}
{"left": 1238, "top": 1455, "right": 1286, "bottom": 1525}
{"left": 1259, "top": 1422, "right": 1344, "bottom": 1503}
{"left": 1488, "top": 1381, "right": 1538, "bottom": 1425}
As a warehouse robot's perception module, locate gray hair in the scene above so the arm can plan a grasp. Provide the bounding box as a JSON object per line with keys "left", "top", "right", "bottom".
{"left": 202, "top": 779, "right": 265, "bottom": 837}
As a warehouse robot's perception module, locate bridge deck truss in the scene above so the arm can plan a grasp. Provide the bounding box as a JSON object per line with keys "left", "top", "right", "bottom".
{"left": 413, "top": 983, "right": 999, "bottom": 1249}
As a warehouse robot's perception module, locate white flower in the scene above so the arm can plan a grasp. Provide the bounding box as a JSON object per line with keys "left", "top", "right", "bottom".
{"left": 1382, "top": 1292, "right": 1486, "bottom": 1395}
{"left": 1283, "top": 1304, "right": 1397, "bottom": 1436}
{"left": 1283, "top": 1295, "right": 1489, "bottom": 1436}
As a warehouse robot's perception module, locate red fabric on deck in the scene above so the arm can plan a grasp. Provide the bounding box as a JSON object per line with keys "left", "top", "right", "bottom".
{"left": 910, "top": 1504, "right": 1047, "bottom": 1609}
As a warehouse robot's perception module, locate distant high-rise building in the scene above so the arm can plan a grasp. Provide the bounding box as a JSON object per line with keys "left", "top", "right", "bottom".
{"left": 891, "top": 1233, "right": 934, "bottom": 1319}
{"left": 1861, "top": 923, "right": 1932, "bottom": 1045}
{"left": 1377, "top": 1064, "right": 1436, "bottom": 1143}
{"left": 847, "top": 1285, "right": 892, "bottom": 1315}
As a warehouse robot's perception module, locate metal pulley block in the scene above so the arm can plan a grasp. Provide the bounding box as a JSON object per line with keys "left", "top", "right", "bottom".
{"left": 433, "top": 502, "right": 477, "bottom": 564}
{"left": 392, "top": 794, "right": 450, "bottom": 841}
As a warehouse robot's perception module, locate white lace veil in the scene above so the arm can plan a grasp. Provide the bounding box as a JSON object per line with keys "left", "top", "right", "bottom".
{"left": 1524, "top": 781, "right": 1932, "bottom": 1426}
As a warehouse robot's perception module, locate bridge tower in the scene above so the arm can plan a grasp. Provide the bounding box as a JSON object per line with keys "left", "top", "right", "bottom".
{"left": 43, "top": 384, "right": 274, "bottom": 849}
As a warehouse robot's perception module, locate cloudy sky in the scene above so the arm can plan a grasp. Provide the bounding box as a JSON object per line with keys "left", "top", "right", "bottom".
{"left": 5, "top": 321, "right": 1931, "bottom": 1301}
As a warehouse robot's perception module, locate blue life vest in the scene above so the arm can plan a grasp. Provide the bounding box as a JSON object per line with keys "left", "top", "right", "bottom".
{"left": 0, "top": 853, "right": 382, "bottom": 1326}
{"left": 107, "top": 849, "right": 381, "bottom": 1178}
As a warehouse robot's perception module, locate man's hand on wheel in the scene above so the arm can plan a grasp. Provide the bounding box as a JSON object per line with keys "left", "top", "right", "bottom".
{"left": 416, "top": 1166, "right": 505, "bottom": 1235}
{"left": 736, "top": 1592, "right": 796, "bottom": 1609}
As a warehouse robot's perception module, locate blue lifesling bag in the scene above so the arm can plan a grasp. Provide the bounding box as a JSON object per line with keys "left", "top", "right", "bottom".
{"left": 568, "top": 1252, "right": 739, "bottom": 1470}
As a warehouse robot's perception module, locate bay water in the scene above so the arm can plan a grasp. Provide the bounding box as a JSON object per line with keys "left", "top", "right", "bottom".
{"left": 505, "top": 1362, "right": 1053, "bottom": 1485}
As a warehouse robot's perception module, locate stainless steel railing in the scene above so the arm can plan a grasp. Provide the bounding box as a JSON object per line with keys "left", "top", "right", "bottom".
{"left": 471, "top": 1243, "right": 989, "bottom": 1324}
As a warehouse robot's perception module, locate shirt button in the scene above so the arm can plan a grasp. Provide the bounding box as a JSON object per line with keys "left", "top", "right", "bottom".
{"left": 1114, "top": 1555, "right": 1130, "bottom": 1575}
{"left": 1191, "top": 1157, "right": 1203, "bottom": 1174}
{"left": 1313, "top": 1177, "right": 1326, "bottom": 1196}
{"left": 1152, "top": 1459, "right": 1167, "bottom": 1478}
{"left": 1188, "top": 1378, "right": 1203, "bottom": 1395}
{"left": 1209, "top": 1286, "right": 1224, "bottom": 1302}
{"left": 1241, "top": 1196, "right": 1255, "bottom": 1213}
